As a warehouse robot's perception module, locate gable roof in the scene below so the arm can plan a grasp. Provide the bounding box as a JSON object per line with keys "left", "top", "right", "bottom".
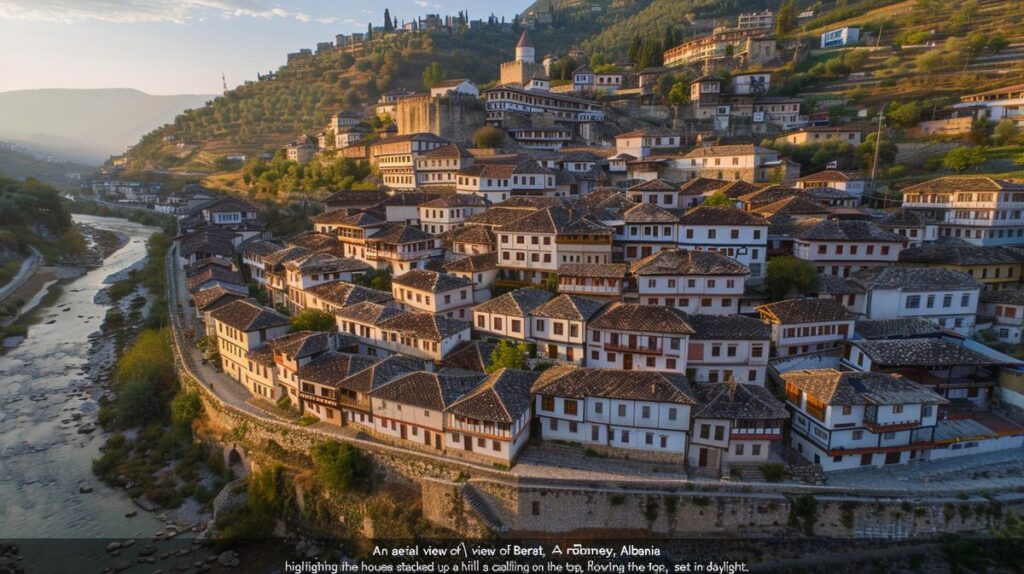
{"left": 441, "top": 341, "right": 497, "bottom": 373}
{"left": 296, "top": 352, "right": 379, "bottom": 387}
{"left": 854, "top": 317, "right": 946, "bottom": 340}
{"left": 498, "top": 206, "right": 572, "bottom": 234}
{"left": 622, "top": 202, "right": 680, "bottom": 223}
{"left": 391, "top": 269, "right": 473, "bottom": 293}
{"left": 849, "top": 338, "right": 1008, "bottom": 367}
{"left": 900, "top": 176, "right": 1024, "bottom": 195}
{"left": 590, "top": 302, "right": 695, "bottom": 334}
{"left": 849, "top": 267, "right": 980, "bottom": 291}
{"left": 445, "top": 369, "right": 538, "bottom": 423}
{"left": 678, "top": 206, "right": 768, "bottom": 226}
{"left": 794, "top": 220, "right": 902, "bottom": 242}
{"left": 335, "top": 301, "right": 408, "bottom": 325}
{"left": 532, "top": 365, "right": 697, "bottom": 404}
{"left": 557, "top": 262, "right": 628, "bottom": 279}
{"left": 473, "top": 287, "right": 554, "bottom": 317}
{"left": 338, "top": 355, "right": 423, "bottom": 394}
{"left": 372, "top": 371, "right": 485, "bottom": 411}
{"left": 630, "top": 248, "right": 748, "bottom": 276}
{"left": 443, "top": 252, "right": 499, "bottom": 273}
{"left": 378, "top": 312, "right": 471, "bottom": 341}
{"left": 305, "top": 281, "right": 392, "bottom": 307}
{"left": 269, "top": 331, "right": 333, "bottom": 361}
{"left": 694, "top": 383, "right": 788, "bottom": 420}
{"left": 209, "top": 300, "right": 290, "bottom": 332}
{"left": 192, "top": 285, "right": 249, "bottom": 312}
{"left": 756, "top": 298, "right": 853, "bottom": 324}
{"left": 368, "top": 222, "right": 436, "bottom": 244}
{"left": 782, "top": 369, "right": 947, "bottom": 406}
{"left": 531, "top": 294, "right": 607, "bottom": 321}
{"left": 684, "top": 314, "right": 770, "bottom": 341}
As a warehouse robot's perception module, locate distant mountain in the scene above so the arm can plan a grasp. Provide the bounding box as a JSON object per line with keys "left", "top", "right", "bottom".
{"left": 0, "top": 88, "right": 215, "bottom": 164}
{"left": 0, "top": 146, "right": 95, "bottom": 190}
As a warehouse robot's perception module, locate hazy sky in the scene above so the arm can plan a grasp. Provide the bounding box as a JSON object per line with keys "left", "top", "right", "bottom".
{"left": 0, "top": 0, "right": 530, "bottom": 95}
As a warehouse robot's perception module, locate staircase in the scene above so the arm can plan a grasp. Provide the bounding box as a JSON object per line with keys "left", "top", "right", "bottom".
{"left": 462, "top": 485, "right": 508, "bottom": 534}
{"left": 781, "top": 448, "right": 828, "bottom": 485}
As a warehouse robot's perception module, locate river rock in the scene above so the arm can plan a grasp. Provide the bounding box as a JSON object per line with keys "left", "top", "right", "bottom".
{"left": 114, "top": 561, "right": 132, "bottom": 572}
{"left": 138, "top": 545, "right": 156, "bottom": 557}
{"left": 121, "top": 540, "right": 135, "bottom": 548}
{"left": 106, "top": 542, "right": 122, "bottom": 552}
{"left": 79, "top": 485, "right": 94, "bottom": 494}
{"left": 77, "top": 424, "right": 96, "bottom": 434}
{"left": 217, "top": 551, "right": 237, "bottom": 567}
{"left": 125, "top": 510, "right": 138, "bottom": 518}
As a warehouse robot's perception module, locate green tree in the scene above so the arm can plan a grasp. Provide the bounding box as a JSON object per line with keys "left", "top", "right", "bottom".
{"left": 701, "top": 192, "right": 734, "bottom": 207}
{"left": 290, "top": 308, "right": 337, "bottom": 332}
{"left": 993, "top": 119, "right": 1021, "bottom": 146}
{"left": 765, "top": 257, "right": 819, "bottom": 301}
{"left": 775, "top": 0, "right": 798, "bottom": 36}
{"left": 857, "top": 133, "right": 898, "bottom": 171}
{"left": 666, "top": 82, "right": 690, "bottom": 106}
{"left": 487, "top": 340, "right": 529, "bottom": 373}
{"left": 543, "top": 273, "right": 559, "bottom": 293}
{"left": 968, "top": 119, "right": 992, "bottom": 146}
{"left": 312, "top": 442, "right": 375, "bottom": 493}
{"left": 383, "top": 9, "right": 393, "bottom": 32}
{"left": 422, "top": 61, "right": 444, "bottom": 89}
{"left": 886, "top": 101, "right": 923, "bottom": 129}
{"left": 473, "top": 126, "right": 505, "bottom": 149}
{"left": 943, "top": 147, "right": 987, "bottom": 174}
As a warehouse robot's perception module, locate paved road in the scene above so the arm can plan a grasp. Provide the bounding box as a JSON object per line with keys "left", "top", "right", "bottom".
{"left": 0, "top": 246, "right": 42, "bottom": 302}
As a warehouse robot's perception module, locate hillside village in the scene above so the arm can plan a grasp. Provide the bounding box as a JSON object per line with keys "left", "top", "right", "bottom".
{"left": 87, "top": 1, "right": 1024, "bottom": 485}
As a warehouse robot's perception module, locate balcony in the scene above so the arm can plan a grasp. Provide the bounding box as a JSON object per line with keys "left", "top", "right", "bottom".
{"left": 604, "top": 342, "right": 663, "bottom": 355}
{"left": 864, "top": 419, "right": 922, "bottom": 433}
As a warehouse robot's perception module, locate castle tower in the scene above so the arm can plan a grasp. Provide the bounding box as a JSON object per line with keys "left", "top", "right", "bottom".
{"left": 516, "top": 31, "right": 535, "bottom": 64}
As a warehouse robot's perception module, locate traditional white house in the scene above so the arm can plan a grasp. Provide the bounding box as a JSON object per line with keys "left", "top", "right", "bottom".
{"left": 792, "top": 220, "right": 905, "bottom": 278}
{"left": 629, "top": 248, "right": 749, "bottom": 314}
{"left": 415, "top": 144, "right": 475, "bottom": 188}
{"left": 531, "top": 365, "right": 697, "bottom": 460}
{"left": 756, "top": 298, "right": 855, "bottom": 356}
{"left": 391, "top": 269, "right": 475, "bottom": 319}
{"left": 497, "top": 207, "right": 570, "bottom": 285}
{"left": 677, "top": 207, "right": 769, "bottom": 277}
{"left": 295, "top": 352, "right": 379, "bottom": 423}
{"left": 333, "top": 355, "right": 423, "bottom": 430}
{"left": 842, "top": 267, "right": 981, "bottom": 335}
{"left": 689, "top": 383, "right": 788, "bottom": 473}
{"left": 901, "top": 177, "right": 1024, "bottom": 246}
{"left": 783, "top": 369, "right": 946, "bottom": 471}
{"left": 429, "top": 78, "right": 480, "bottom": 98}
{"left": 283, "top": 253, "right": 372, "bottom": 313}
{"left": 208, "top": 301, "right": 291, "bottom": 394}
{"left": 443, "top": 252, "right": 500, "bottom": 302}
{"left": 556, "top": 263, "right": 628, "bottom": 299}
{"left": 683, "top": 315, "right": 771, "bottom": 385}
{"left": 472, "top": 287, "right": 554, "bottom": 341}
{"left": 586, "top": 303, "right": 693, "bottom": 373}
{"left": 980, "top": 289, "right": 1024, "bottom": 343}
{"left": 363, "top": 223, "right": 443, "bottom": 275}
{"left": 371, "top": 371, "right": 484, "bottom": 450}
{"left": 619, "top": 202, "right": 681, "bottom": 261}
{"left": 444, "top": 369, "right": 538, "bottom": 463}
{"left": 418, "top": 194, "right": 490, "bottom": 235}
{"left": 335, "top": 302, "right": 471, "bottom": 362}
{"left": 615, "top": 129, "right": 681, "bottom": 160}
{"left": 530, "top": 295, "right": 607, "bottom": 363}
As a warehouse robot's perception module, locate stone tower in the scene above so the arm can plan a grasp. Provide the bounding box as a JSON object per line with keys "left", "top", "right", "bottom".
{"left": 516, "top": 30, "right": 535, "bottom": 64}
{"left": 501, "top": 31, "right": 546, "bottom": 86}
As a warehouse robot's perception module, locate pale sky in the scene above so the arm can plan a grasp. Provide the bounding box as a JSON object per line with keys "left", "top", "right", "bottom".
{"left": 0, "top": 0, "right": 530, "bottom": 95}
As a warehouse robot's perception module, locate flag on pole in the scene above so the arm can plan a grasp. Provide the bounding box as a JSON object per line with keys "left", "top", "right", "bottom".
{"left": 826, "top": 160, "right": 839, "bottom": 169}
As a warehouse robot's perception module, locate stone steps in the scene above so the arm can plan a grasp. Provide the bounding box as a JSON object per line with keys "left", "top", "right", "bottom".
{"left": 462, "top": 485, "right": 507, "bottom": 534}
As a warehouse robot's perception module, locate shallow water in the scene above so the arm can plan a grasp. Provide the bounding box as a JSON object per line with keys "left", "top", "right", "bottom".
{"left": 0, "top": 215, "right": 171, "bottom": 568}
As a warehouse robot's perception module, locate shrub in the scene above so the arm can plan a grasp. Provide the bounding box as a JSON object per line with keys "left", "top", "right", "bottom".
{"left": 311, "top": 442, "right": 375, "bottom": 493}
{"left": 759, "top": 463, "right": 786, "bottom": 483}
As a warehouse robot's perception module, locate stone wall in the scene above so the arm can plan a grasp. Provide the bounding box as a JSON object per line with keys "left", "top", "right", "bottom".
{"left": 395, "top": 94, "right": 485, "bottom": 143}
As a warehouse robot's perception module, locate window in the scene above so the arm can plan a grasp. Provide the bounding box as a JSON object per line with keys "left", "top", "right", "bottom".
{"left": 883, "top": 432, "right": 895, "bottom": 440}
{"left": 536, "top": 319, "right": 546, "bottom": 331}
{"left": 923, "top": 406, "right": 933, "bottom": 417}
{"left": 751, "top": 445, "right": 761, "bottom": 456}
{"left": 730, "top": 229, "right": 739, "bottom": 239}
{"left": 564, "top": 400, "right": 578, "bottom": 415}
{"left": 713, "top": 426, "right": 724, "bottom": 441}
{"left": 961, "top": 294, "right": 970, "bottom": 307}
{"left": 594, "top": 402, "right": 603, "bottom": 414}
{"left": 708, "top": 229, "right": 717, "bottom": 239}
{"left": 906, "top": 295, "right": 921, "bottom": 309}
{"left": 511, "top": 319, "right": 521, "bottom": 332}
{"left": 493, "top": 317, "right": 503, "bottom": 330}
{"left": 541, "top": 396, "right": 554, "bottom": 412}
{"left": 645, "top": 433, "right": 654, "bottom": 445}
{"left": 735, "top": 444, "right": 744, "bottom": 455}
{"left": 553, "top": 322, "right": 564, "bottom": 336}
{"left": 892, "top": 404, "right": 903, "bottom": 414}
{"left": 668, "top": 408, "right": 677, "bottom": 421}
{"left": 842, "top": 405, "right": 852, "bottom": 415}
{"left": 699, "top": 424, "right": 710, "bottom": 439}
{"left": 926, "top": 295, "right": 935, "bottom": 309}
{"left": 617, "top": 404, "right": 626, "bottom": 417}
{"left": 852, "top": 430, "right": 863, "bottom": 440}
{"left": 641, "top": 406, "right": 651, "bottom": 418}
{"left": 942, "top": 294, "right": 952, "bottom": 308}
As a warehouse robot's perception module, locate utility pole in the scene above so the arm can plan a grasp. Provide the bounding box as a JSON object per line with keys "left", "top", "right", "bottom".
{"left": 869, "top": 103, "right": 887, "bottom": 209}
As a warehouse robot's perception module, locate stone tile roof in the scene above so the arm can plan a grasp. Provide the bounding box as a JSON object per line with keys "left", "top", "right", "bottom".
{"left": 590, "top": 302, "right": 695, "bottom": 334}
{"left": 263, "top": 246, "right": 313, "bottom": 270}
{"left": 209, "top": 300, "right": 289, "bottom": 332}
{"left": 391, "top": 269, "right": 473, "bottom": 293}
{"left": 850, "top": 339, "right": 1008, "bottom": 367}
{"left": 422, "top": 143, "right": 473, "bottom": 159}
{"left": 296, "top": 352, "right": 379, "bottom": 387}
{"left": 331, "top": 211, "right": 386, "bottom": 228}
{"left": 694, "top": 383, "right": 788, "bottom": 419}
{"left": 756, "top": 298, "right": 853, "bottom": 324}
{"left": 752, "top": 196, "right": 830, "bottom": 216}
{"left": 372, "top": 371, "right": 485, "bottom": 411}
{"left": 473, "top": 287, "right": 554, "bottom": 317}
{"left": 335, "top": 301, "right": 408, "bottom": 325}
{"left": 628, "top": 179, "right": 677, "bottom": 192}
{"left": 437, "top": 224, "right": 496, "bottom": 247}
{"left": 338, "top": 355, "right": 424, "bottom": 394}
{"left": 531, "top": 294, "right": 607, "bottom": 321}
{"left": 284, "top": 252, "right": 370, "bottom": 275}
{"left": 630, "top": 248, "right": 749, "bottom": 276}
{"left": 442, "top": 341, "right": 497, "bottom": 373}
{"left": 875, "top": 208, "right": 935, "bottom": 228}
{"left": 459, "top": 163, "right": 516, "bottom": 179}
{"left": 193, "top": 286, "right": 249, "bottom": 312}
{"left": 622, "top": 202, "right": 680, "bottom": 224}
{"left": 805, "top": 187, "right": 856, "bottom": 201}
{"left": 557, "top": 262, "right": 628, "bottom": 278}
{"left": 981, "top": 289, "right": 1024, "bottom": 306}
{"left": 240, "top": 239, "right": 284, "bottom": 257}
{"left": 378, "top": 312, "right": 471, "bottom": 341}
{"left": 305, "top": 281, "right": 392, "bottom": 307}
{"left": 900, "top": 176, "right": 1024, "bottom": 195}
{"left": 797, "top": 170, "right": 854, "bottom": 183}
{"left": 559, "top": 215, "right": 615, "bottom": 235}
{"left": 443, "top": 252, "right": 499, "bottom": 273}
{"left": 246, "top": 344, "right": 275, "bottom": 366}
{"left": 368, "top": 223, "right": 436, "bottom": 244}
{"left": 286, "top": 231, "right": 343, "bottom": 250}
{"left": 376, "top": 192, "right": 443, "bottom": 207}
{"left": 783, "top": 369, "right": 948, "bottom": 406}
{"left": 854, "top": 318, "right": 945, "bottom": 340}
{"left": 678, "top": 206, "right": 768, "bottom": 226}
{"left": 815, "top": 274, "right": 861, "bottom": 295}
{"left": 498, "top": 206, "right": 572, "bottom": 234}
{"left": 186, "top": 266, "right": 245, "bottom": 292}
{"left": 269, "top": 331, "right": 332, "bottom": 360}
{"left": 849, "top": 267, "right": 980, "bottom": 291}
{"left": 420, "top": 194, "right": 489, "bottom": 208}
{"left": 794, "top": 220, "right": 902, "bottom": 242}
{"left": 446, "top": 368, "right": 538, "bottom": 423}
{"left": 178, "top": 230, "right": 238, "bottom": 258}
{"left": 682, "top": 144, "right": 770, "bottom": 158}
{"left": 497, "top": 196, "right": 567, "bottom": 209}
{"left": 898, "top": 244, "right": 1024, "bottom": 266}
{"left": 684, "top": 314, "right": 770, "bottom": 341}
{"left": 463, "top": 207, "right": 534, "bottom": 229}
{"left": 532, "top": 365, "right": 697, "bottom": 404}
{"left": 718, "top": 180, "right": 763, "bottom": 199}
{"left": 678, "top": 177, "right": 731, "bottom": 194}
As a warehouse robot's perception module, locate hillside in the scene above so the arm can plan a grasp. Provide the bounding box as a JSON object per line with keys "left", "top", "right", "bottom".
{"left": 0, "top": 176, "right": 81, "bottom": 288}
{"left": 0, "top": 147, "right": 95, "bottom": 190}
{"left": 0, "top": 89, "right": 214, "bottom": 164}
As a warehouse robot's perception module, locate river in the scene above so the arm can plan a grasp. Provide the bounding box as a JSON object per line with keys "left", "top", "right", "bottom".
{"left": 0, "top": 215, "right": 170, "bottom": 570}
